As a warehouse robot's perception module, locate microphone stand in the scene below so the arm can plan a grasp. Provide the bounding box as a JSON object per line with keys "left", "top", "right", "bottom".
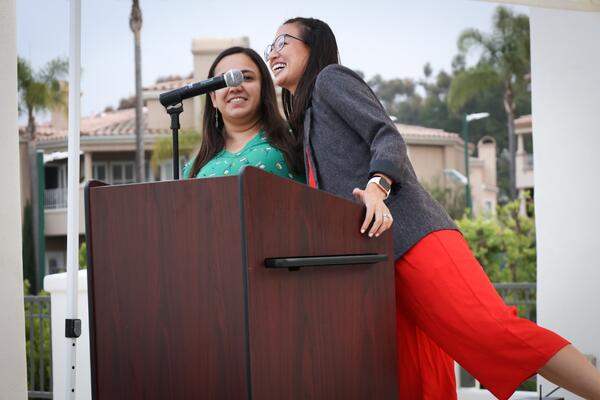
{"left": 166, "top": 103, "right": 184, "bottom": 180}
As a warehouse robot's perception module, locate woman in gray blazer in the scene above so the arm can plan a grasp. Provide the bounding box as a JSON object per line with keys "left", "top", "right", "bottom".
{"left": 265, "top": 17, "right": 600, "bottom": 400}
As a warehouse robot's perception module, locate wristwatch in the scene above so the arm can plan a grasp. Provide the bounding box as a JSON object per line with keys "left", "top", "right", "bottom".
{"left": 367, "top": 176, "right": 391, "bottom": 199}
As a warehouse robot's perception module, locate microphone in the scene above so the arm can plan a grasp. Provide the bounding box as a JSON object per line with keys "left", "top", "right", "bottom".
{"left": 159, "top": 69, "right": 244, "bottom": 108}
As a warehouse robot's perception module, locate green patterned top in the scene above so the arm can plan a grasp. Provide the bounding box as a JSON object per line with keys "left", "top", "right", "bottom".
{"left": 182, "top": 130, "right": 305, "bottom": 183}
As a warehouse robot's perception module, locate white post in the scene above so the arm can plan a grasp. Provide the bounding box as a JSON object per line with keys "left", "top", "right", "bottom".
{"left": 530, "top": 7, "right": 600, "bottom": 400}
{"left": 0, "top": 0, "right": 28, "bottom": 398}
{"left": 65, "top": 0, "right": 82, "bottom": 399}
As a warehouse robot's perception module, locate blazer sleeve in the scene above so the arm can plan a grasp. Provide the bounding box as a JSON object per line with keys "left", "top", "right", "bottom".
{"left": 313, "top": 65, "right": 407, "bottom": 187}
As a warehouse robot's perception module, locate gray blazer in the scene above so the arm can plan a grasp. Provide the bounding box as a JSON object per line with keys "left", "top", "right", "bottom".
{"left": 303, "top": 64, "right": 457, "bottom": 259}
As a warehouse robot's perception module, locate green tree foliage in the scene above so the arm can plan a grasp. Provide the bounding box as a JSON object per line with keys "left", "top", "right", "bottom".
{"left": 423, "top": 179, "right": 466, "bottom": 220}
{"left": 17, "top": 57, "right": 69, "bottom": 137}
{"left": 150, "top": 129, "right": 201, "bottom": 175}
{"left": 367, "top": 63, "right": 517, "bottom": 198}
{"left": 79, "top": 242, "right": 88, "bottom": 269}
{"left": 418, "top": 67, "right": 462, "bottom": 134}
{"left": 363, "top": 6, "right": 531, "bottom": 200}
{"left": 23, "top": 281, "right": 52, "bottom": 393}
{"left": 367, "top": 74, "right": 422, "bottom": 125}
{"left": 448, "top": 6, "right": 530, "bottom": 200}
{"left": 456, "top": 199, "right": 536, "bottom": 283}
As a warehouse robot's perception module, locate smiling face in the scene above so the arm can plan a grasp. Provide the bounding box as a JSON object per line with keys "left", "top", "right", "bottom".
{"left": 209, "top": 53, "right": 262, "bottom": 127}
{"left": 268, "top": 23, "right": 310, "bottom": 94}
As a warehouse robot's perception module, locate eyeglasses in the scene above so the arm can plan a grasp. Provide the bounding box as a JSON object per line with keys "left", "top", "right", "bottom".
{"left": 264, "top": 33, "right": 305, "bottom": 61}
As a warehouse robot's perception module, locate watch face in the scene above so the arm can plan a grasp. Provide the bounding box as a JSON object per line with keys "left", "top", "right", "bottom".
{"left": 377, "top": 177, "right": 391, "bottom": 192}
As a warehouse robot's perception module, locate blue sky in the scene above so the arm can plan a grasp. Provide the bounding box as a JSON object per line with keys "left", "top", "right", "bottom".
{"left": 17, "top": 0, "right": 528, "bottom": 118}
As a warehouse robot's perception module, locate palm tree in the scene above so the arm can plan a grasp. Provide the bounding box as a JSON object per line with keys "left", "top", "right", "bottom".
{"left": 150, "top": 129, "right": 200, "bottom": 179}
{"left": 448, "top": 6, "right": 530, "bottom": 200}
{"left": 17, "top": 56, "right": 68, "bottom": 290}
{"left": 130, "top": 0, "right": 144, "bottom": 182}
{"left": 18, "top": 57, "right": 69, "bottom": 139}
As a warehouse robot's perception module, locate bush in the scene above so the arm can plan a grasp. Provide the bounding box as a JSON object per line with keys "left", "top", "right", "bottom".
{"left": 79, "top": 242, "right": 87, "bottom": 269}
{"left": 423, "top": 179, "right": 466, "bottom": 220}
{"left": 24, "top": 280, "right": 52, "bottom": 394}
{"left": 456, "top": 198, "right": 536, "bottom": 283}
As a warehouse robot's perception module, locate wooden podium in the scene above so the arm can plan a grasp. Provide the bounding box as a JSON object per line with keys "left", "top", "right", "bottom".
{"left": 85, "top": 167, "right": 397, "bottom": 399}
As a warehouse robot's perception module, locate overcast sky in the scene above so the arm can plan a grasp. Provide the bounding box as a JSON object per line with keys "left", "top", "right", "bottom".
{"left": 17, "top": 0, "right": 528, "bottom": 119}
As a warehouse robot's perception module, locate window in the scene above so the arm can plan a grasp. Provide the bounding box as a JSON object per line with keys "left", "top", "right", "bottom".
{"left": 46, "top": 251, "right": 65, "bottom": 275}
{"left": 92, "top": 160, "right": 142, "bottom": 184}
{"left": 44, "top": 164, "right": 68, "bottom": 209}
{"left": 93, "top": 162, "right": 108, "bottom": 182}
{"left": 485, "top": 201, "right": 493, "bottom": 213}
{"left": 159, "top": 158, "right": 185, "bottom": 181}
{"left": 58, "top": 164, "right": 67, "bottom": 188}
{"left": 45, "top": 166, "right": 59, "bottom": 189}
{"left": 111, "top": 161, "right": 135, "bottom": 185}
{"left": 145, "top": 162, "right": 155, "bottom": 182}
{"left": 160, "top": 160, "right": 174, "bottom": 181}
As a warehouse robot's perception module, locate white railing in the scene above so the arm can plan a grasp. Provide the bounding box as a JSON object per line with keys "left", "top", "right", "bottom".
{"left": 44, "top": 188, "right": 68, "bottom": 209}
{"left": 25, "top": 295, "right": 53, "bottom": 399}
{"left": 457, "top": 283, "right": 537, "bottom": 399}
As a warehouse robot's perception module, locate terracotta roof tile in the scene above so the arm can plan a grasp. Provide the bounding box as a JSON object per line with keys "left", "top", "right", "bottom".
{"left": 143, "top": 78, "right": 194, "bottom": 91}
{"left": 395, "top": 123, "right": 460, "bottom": 140}
{"left": 515, "top": 114, "right": 532, "bottom": 127}
{"left": 24, "top": 109, "right": 461, "bottom": 144}
{"left": 26, "top": 108, "right": 170, "bottom": 142}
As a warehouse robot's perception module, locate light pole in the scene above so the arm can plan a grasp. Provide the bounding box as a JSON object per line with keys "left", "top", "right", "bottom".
{"left": 463, "top": 112, "right": 490, "bottom": 213}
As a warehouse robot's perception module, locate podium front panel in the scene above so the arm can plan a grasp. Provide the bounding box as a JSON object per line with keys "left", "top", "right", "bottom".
{"left": 240, "top": 168, "right": 398, "bottom": 399}
{"left": 86, "top": 179, "right": 250, "bottom": 400}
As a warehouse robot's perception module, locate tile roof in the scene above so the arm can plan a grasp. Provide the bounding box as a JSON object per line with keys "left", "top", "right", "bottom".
{"left": 515, "top": 114, "right": 532, "bottom": 127}
{"left": 23, "top": 108, "right": 461, "bottom": 144}
{"left": 143, "top": 78, "right": 194, "bottom": 92}
{"left": 22, "top": 108, "right": 170, "bottom": 142}
{"left": 395, "top": 123, "right": 460, "bottom": 140}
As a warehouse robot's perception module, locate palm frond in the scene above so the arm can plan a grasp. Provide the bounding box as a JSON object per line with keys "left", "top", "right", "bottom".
{"left": 150, "top": 130, "right": 201, "bottom": 174}
{"left": 447, "top": 67, "right": 501, "bottom": 114}
{"left": 457, "top": 28, "right": 488, "bottom": 54}
{"left": 17, "top": 57, "right": 33, "bottom": 90}
{"left": 17, "top": 56, "right": 69, "bottom": 118}
{"left": 40, "top": 57, "right": 68, "bottom": 83}
{"left": 492, "top": 6, "right": 515, "bottom": 35}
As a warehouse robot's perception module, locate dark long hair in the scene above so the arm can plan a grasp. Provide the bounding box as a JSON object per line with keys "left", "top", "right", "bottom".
{"left": 281, "top": 18, "right": 339, "bottom": 135}
{"left": 188, "top": 46, "right": 303, "bottom": 178}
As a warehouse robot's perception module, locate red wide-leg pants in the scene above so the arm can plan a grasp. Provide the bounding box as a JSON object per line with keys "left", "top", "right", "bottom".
{"left": 394, "top": 230, "right": 569, "bottom": 400}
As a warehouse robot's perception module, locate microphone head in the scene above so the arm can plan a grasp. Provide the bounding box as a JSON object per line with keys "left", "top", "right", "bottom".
{"left": 224, "top": 69, "right": 244, "bottom": 87}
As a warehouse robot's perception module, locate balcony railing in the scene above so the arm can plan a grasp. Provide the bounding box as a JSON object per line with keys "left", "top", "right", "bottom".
{"left": 26, "top": 282, "right": 535, "bottom": 399}
{"left": 457, "top": 283, "right": 537, "bottom": 394}
{"left": 44, "top": 188, "right": 67, "bottom": 209}
{"left": 25, "top": 295, "right": 53, "bottom": 399}
{"left": 494, "top": 282, "right": 536, "bottom": 321}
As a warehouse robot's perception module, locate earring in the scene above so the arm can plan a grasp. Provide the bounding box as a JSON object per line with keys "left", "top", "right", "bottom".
{"left": 214, "top": 109, "right": 220, "bottom": 129}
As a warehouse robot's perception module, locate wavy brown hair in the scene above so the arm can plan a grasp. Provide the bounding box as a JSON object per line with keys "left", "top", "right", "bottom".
{"left": 281, "top": 18, "right": 339, "bottom": 135}
{"left": 188, "top": 47, "right": 303, "bottom": 178}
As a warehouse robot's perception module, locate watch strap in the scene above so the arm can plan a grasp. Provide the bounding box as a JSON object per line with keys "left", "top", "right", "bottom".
{"left": 368, "top": 176, "right": 391, "bottom": 199}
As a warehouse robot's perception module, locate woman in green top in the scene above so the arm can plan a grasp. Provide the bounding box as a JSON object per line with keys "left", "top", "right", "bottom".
{"left": 183, "top": 47, "right": 303, "bottom": 182}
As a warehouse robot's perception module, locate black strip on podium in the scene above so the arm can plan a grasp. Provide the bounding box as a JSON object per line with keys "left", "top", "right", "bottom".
{"left": 264, "top": 253, "right": 387, "bottom": 270}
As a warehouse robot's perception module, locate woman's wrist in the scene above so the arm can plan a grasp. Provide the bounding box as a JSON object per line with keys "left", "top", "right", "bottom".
{"left": 372, "top": 172, "right": 392, "bottom": 186}
{"left": 366, "top": 180, "right": 389, "bottom": 200}
{"left": 368, "top": 175, "right": 392, "bottom": 199}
